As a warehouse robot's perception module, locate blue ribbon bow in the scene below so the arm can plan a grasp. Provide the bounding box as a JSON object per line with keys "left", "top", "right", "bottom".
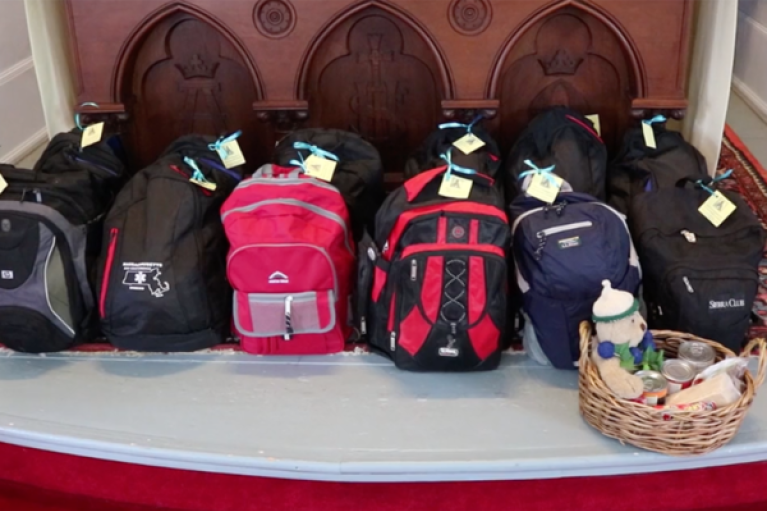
{"left": 292, "top": 142, "right": 339, "bottom": 162}
{"left": 519, "top": 159, "right": 558, "bottom": 186}
{"left": 440, "top": 149, "right": 477, "bottom": 180}
{"left": 642, "top": 115, "right": 667, "bottom": 126}
{"left": 184, "top": 156, "right": 211, "bottom": 184}
{"left": 289, "top": 152, "right": 307, "bottom": 173}
{"left": 75, "top": 102, "right": 100, "bottom": 131}
{"left": 438, "top": 114, "right": 484, "bottom": 134}
{"left": 208, "top": 131, "right": 242, "bottom": 155}
{"left": 696, "top": 168, "right": 733, "bottom": 195}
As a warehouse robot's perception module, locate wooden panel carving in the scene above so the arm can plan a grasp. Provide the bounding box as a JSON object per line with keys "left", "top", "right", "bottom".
{"left": 304, "top": 8, "right": 444, "bottom": 178}
{"left": 120, "top": 12, "right": 266, "bottom": 167}
{"left": 498, "top": 7, "right": 636, "bottom": 151}
{"left": 448, "top": 0, "right": 492, "bottom": 36}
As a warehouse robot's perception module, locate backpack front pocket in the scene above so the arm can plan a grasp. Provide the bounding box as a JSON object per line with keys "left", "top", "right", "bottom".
{"left": 392, "top": 244, "right": 505, "bottom": 371}
{"left": 661, "top": 264, "right": 758, "bottom": 351}
{"left": 234, "top": 290, "right": 337, "bottom": 339}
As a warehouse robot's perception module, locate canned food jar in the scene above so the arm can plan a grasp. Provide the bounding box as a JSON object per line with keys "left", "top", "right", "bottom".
{"left": 636, "top": 370, "right": 668, "bottom": 406}
{"left": 679, "top": 341, "right": 716, "bottom": 372}
{"left": 662, "top": 359, "right": 697, "bottom": 394}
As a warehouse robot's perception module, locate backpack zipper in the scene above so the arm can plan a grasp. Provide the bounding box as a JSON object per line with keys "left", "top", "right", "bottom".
{"left": 100, "top": 228, "right": 119, "bottom": 318}
{"left": 390, "top": 331, "right": 397, "bottom": 351}
{"left": 410, "top": 260, "right": 418, "bottom": 281}
{"left": 681, "top": 230, "right": 697, "bottom": 243}
{"left": 682, "top": 276, "right": 694, "bottom": 293}
{"left": 538, "top": 221, "right": 593, "bottom": 237}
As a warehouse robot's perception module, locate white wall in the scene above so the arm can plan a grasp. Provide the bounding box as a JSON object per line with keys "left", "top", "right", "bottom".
{"left": 733, "top": 0, "right": 767, "bottom": 122}
{"left": 0, "top": 0, "right": 47, "bottom": 164}
{"left": 682, "top": 0, "right": 738, "bottom": 176}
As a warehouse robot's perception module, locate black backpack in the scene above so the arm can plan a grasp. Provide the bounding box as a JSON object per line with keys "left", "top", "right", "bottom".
{"left": 0, "top": 130, "right": 127, "bottom": 352}
{"left": 631, "top": 177, "right": 766, "bottom": 352}
{"left": 358, "top": 162, "right": 510, "bottom": 371}
{"left": 404, "top": 120, "right": 502, "bottom": 180}
{"left": 609, "top": 121, "right": 708, "bottom": 216}
{"left": 505, "top": 107, "right": 606, "bottom": 202}
{"left": 97, "top": 135, "right": 243, "bottom": 352}
{"left": 274, "top": 129, "right": 384, "bottom": 241}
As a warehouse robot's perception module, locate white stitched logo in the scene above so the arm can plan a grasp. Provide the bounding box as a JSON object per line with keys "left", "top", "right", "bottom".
{"left": 0, "top": 270, "right": 13, "bottom": 280}
{"left": 268, "top": 271, "right": 289, "bottom": 284}
{"left": 122, "top": 262, "right": 170, "bottom": 298}
{"left": 709, "top": 298, "right": 746, "bottom": 310}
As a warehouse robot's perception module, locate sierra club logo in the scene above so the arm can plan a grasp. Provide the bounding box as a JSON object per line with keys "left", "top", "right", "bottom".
{"left": 709, "top": 298, "right": 746, "bottom": 310}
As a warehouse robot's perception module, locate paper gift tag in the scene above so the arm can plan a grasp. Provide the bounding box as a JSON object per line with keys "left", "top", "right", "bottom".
{"left": 439, "top": 174, "right": 473, "bottom": 199}
{"left": 190, "top": 178, "right": 217, "bottom": 191}
{"left": 81, "top": 122, "right": 104, "bottom": 148}
{"left": 586, "top": 114, "right": 601, "bottom": 137}
{"left": 699, "top": 191, "right": 737, "bottom": 227}
{"left": 642, "top": 122, "right": 657, "bottom": 149}
{"left": 452, "top": 133, "right": 486, "bottom": 155}
{"left": 526, "top": 173, "right": 563, "bottom": 204}
{"left": 303, "top": 154, "right": 337, "bottom": 182}
{"left": 217, "top": 139, "right": 246, "bottom": 169}
{"left": 0, "top": 173, "right": 7, "bottom": 196}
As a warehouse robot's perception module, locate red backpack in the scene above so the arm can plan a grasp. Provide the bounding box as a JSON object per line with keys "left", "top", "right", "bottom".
{"left": 221, "top": 165, "right": 355, "bottom": 354}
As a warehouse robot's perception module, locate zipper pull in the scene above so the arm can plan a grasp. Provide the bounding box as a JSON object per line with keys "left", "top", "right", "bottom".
{"left": 450, "top": 322, "right": 457, "bottom": 335}
{"left": 534, "top": 232, "right": 547, "bottom": 260}
{"left": 390, "top": 331, "right": 396, "bottom": 351}
{"left": 681, "top": 230, "right": 697, "bottom": 243}
{"left": 410, "top": 260, "right": 417, "bottom": 281}
{"left": 33, "top": 188, "right": 42, "bottom": 203}
{"left": 360, "top": 316, "right": 367, "bottom": 336}
{"left": 284, "top": 295, "right": 294, "bottom": 341}
{"left": 683, "top": 276, "right": 694, "bottom": 293}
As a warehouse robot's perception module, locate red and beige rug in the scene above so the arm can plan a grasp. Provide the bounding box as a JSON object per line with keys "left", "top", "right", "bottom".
{"left": 718, "top": 126, "right": 767, "bottom": 340}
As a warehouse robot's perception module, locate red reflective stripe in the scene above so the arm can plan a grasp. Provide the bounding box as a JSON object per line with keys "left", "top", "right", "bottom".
{"left": 99, "top": 228, "right": 118, "bottom": 318}
{"left": 398, "top": 307, "right": 431, "bottom": 356}
{"left": 437, "top": 217, "right": 447, "bottom": 243}
{"left": 404, "top": 167, "right": 447, "bottom": 201}
{"left": 384, "top": 203, "right": 506, "bottom": 260}
{"left": 421, "top": 256, "right": 443, "bottom": 323}
{"left": 401, "top": 243, "right": 504, "bottom": 260}
{"left": 372, "top": 266, "right": 387, "bottom": 303}
{"left": 468, "top": 256, "right": 486, "bottom": 324}
{"left": 468, "top": 314, "right": 499, "bottom": 361}
{"left": 169, "top": 165, "right": 188, "bottom": 178}
{"left": 469, "top": 219, "right": 479, "bottom": 244}
{"left": 566, "top": 115, "right": 603, "bottom": 143}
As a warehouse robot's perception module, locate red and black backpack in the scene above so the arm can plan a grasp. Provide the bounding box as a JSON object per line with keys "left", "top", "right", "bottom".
{"left": 359, "top": 165, "right": 510, "bottom": 371}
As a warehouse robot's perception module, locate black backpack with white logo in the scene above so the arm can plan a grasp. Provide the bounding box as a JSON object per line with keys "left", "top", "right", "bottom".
{"left": 505, "top": 107, "right": 606, "bottom": 202}
{"left": 0, "top": 130, "right": 127, "bottom": 352}
{"left": 631, "top": 177, "right": 765, "bottom": 351}
{"left": 97, "top": 136, "right": 242, "bottom": 351}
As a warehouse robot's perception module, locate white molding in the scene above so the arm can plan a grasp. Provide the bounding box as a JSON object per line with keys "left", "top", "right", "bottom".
{"left": 733, "top": 77, "right": 767, "bottom": 126}
{"left": 0, "top": 128, "right": 48, "bottom": 165}
{"left": 0, "top": 56, "right": 34, "bottom": 88}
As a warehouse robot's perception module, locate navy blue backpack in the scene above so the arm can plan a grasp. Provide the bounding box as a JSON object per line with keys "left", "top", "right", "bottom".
{"left": 511, "top": 193, "right": 642, "bottom": 369}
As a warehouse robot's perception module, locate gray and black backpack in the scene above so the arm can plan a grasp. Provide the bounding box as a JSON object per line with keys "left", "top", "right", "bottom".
{"left": 0, "top": 131, "right": 127, "bottom": 352}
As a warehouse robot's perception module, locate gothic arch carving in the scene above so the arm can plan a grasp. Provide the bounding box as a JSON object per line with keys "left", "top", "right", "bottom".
{"left": 486, "top": 0, "right": 645, "bottom": 99}
{"left": 297, "top": 0, "right": 453, "bottom": 179}
{"left": 296, "top": 0, "right": 454, "bottom": 100}
{"left": 488, "top": 0, "right": 646, "bottom": 150}
{"left": 112, "top": 2, "right": 267, "bottom": 166}
{"left": 113, "top": 2, "right": 264, "bottom": 102}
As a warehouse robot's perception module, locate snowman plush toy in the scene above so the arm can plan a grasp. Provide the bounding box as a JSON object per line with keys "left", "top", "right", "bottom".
{"left": 591, "top": 280, "right": 662, "bottom": 400}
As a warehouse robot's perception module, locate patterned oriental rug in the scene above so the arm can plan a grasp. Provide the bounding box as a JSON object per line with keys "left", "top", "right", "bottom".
{"left": 718, "top": 125, "right": 767, "bottom": 341}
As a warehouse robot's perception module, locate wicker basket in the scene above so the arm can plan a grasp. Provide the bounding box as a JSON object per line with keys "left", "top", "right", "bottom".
{"left": 578, "top": 322, "right": 767, "bottom": 455}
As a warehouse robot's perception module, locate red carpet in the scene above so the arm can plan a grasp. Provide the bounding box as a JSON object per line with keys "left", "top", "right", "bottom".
{"left": 2, "top": 128, "right": 767, "bottom": 511}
